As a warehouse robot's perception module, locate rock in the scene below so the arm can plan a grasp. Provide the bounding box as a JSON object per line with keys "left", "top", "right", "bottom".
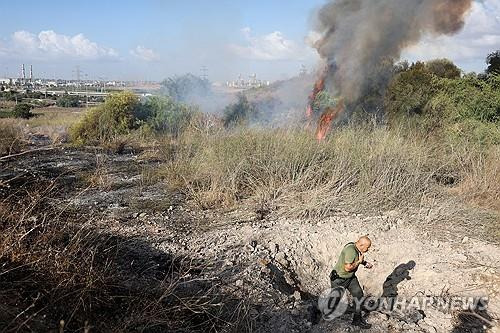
{"left": 293, "top": 290, "right": 301, "bottom": 301}
{"left": 235, "top": 279, "right": 243, "bottom": 287}
{"left": 462, "top": 236, "right": 469, "bottom": 243}
{"left": 139, "top": 212, "right": 147, "bottom": 218}
{"left": 406, "top": 309, "right": 425, "bottom": 323}
{"left": 303, "top": 256, "right": 314, "bottom": 267}
{"left": 268, "top": 242, "right": 279, "bottom": 254}
{"left": 275, "top": 252, "right": 288, "bottom": 266}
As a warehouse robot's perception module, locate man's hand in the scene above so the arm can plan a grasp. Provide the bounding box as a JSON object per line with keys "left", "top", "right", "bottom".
{"left": 358, "top": 253, "right": 365, "bottom": 265}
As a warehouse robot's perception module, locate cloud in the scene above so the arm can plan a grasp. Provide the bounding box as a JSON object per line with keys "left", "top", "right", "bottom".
{"left": 5, "top": 30, "right": 118, "bottom": 60}
{"left": 230, "top": 27, "right": 310, "bottom": 61}
{"left": 130, "top": 45, "right": 160, "bottom": 62}
{"left": 402, "top": 0, "right": 500, "bottom": 71}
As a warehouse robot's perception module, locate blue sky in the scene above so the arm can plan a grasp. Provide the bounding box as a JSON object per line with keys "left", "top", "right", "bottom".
{"left": 0, "top": 0, "right": 499, "bottom": 82}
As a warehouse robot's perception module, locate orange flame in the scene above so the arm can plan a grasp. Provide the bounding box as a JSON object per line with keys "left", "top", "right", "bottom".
{"left": 316, "top": 102, "right": 344, "bottom": 141}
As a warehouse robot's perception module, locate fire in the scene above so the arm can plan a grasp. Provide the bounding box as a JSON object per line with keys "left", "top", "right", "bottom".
{"left": 316, "top": 102, "right": 344, "bottom": 141}
{"left": 306, "top": 74, "right": 326, "bottom": 119}
{"left": 306, "top": 67, "right": 345, "bottom": 141}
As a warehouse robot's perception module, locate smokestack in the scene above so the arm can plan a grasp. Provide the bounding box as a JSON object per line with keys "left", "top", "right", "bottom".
{"left": 30, "top": 65, "right": 33, "bottom": 82}
{"left": 312, "top": 0, "right": 473, "bottom": 103}
{"left": 21, "top": 64, "right": 26, "bottom": 82}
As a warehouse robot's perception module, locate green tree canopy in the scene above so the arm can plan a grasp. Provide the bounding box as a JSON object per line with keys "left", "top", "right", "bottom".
{"left": 486, "top": 50, "right": 500, "bottom": 75}
{"left": 425, "top": 59, "right": 461, "bottom": 79}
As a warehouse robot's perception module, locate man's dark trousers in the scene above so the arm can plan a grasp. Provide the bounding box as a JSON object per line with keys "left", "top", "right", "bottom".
{"left": 329, "top": 270, "right": 364, "bottom": 316}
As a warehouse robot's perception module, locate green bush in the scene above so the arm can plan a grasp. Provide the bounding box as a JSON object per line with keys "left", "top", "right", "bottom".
{"left": 222, "top": 94, "right": 258, "bottom": 128}
{"left": 70, "top": 91, "right": 140, "bottom": 145}
{"left": 70, "top": 93, "right": 200, "bottom": 145}
{"left": 142, "top": 96, "right": 196, "bottom": 137}
{"left": 56, "top": 94, "right": 80, "bottom": 107}
{"left": 312, "top": 91, "right": 337, "bottom": 115}
{"left": 11, "top": 103, "right": 34, "bottom": 119}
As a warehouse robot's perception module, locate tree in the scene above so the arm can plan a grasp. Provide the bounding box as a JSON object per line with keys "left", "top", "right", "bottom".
{"left": 425, "top": 59, "right": 461, "bottom": 79}
{"left": 486, "top": 50, "right": 500, "bottom": 75}
{"left": 12, "top": 103, "right": 34, "bottom": 119}
{"left": 385, "top": 62, "right": 436, "bottom": 120}
{"left": 160, "top": 74, "right": 211, "bottom": 103}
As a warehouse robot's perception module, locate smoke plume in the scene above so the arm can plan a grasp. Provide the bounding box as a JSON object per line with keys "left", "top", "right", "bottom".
{"left": 313, "top": 0, "right": 473, "bottom": 102}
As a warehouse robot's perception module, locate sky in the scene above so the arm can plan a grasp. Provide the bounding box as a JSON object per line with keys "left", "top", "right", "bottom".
{"left": 0, "top": 0, "right": 499, "bottom": 82}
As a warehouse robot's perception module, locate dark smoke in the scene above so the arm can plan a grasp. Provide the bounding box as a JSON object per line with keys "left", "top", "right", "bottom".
{"left": 313, "top": 0, "right": 473, "bottom": 102}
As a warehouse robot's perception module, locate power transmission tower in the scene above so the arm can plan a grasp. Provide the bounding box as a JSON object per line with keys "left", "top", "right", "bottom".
{"left": 300, "top": 64, "right": 308, "bottom": 77}
{"left": 73, "top": 65, "right": 83, "bottom": 88}
{"left": 200, "top": 66, "right": 208, "bottom": 81}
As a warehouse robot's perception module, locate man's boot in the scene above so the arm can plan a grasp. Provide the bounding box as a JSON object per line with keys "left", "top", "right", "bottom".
{"left": 352, "top": 313, "right": 372, "bottom": 329}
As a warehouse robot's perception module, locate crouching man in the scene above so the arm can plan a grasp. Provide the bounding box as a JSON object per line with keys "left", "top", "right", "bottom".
{"left": 330, "top": 236, "right": 373, "bottom": 329}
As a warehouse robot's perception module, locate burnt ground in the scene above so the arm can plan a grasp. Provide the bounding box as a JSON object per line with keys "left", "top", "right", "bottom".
{"left": 1, "top": 144, "right": 499, "bottom": 332}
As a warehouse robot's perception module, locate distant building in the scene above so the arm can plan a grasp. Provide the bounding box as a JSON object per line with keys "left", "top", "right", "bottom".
{"left": 226, "top": 74, "right": 270, "bottom": 89}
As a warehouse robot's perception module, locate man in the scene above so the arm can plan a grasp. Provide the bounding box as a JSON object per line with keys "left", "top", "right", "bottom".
{"left": 330, "top": 236, "right": 373, "bottom": 329}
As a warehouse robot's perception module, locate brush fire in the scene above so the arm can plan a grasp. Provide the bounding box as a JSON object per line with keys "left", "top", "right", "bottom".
{"left": 306, "top": 0, "right": 473, "bottom": 141}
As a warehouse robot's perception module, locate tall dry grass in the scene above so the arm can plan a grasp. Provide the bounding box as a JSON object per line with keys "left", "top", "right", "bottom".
{"left": 0, "top": 121, "right": 23, "bottom": 156}
{"left": 164, "top": 125, "right": 499, "bottom": 217}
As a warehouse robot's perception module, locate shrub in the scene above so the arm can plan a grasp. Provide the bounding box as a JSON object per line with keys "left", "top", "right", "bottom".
{"left": 312, "top": 91, "right": 337, "bottom": 115}
{"left": 222, "top": 94, "right": 258, "bottom": 128}
{"left": 70, "top": 91, "right": 140, "bottom": 145}
{"left": 11, "top": 103, "right": 34, "bottom": 119}
{"left": 56, "top": 94, "right": 80, "bottom": 107}
{"left": 142, "top": 95, "right": 196, "bottom": 137}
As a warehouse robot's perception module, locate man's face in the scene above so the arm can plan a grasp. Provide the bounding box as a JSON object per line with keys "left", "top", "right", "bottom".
{"left": 359, "top": 242, "right": 371, "bottom": 253}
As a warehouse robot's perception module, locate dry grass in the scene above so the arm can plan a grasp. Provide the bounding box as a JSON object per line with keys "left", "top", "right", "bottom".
{"left": 0, "top": 107, "right": 84, "bottom": 145}
{"left": 164, "top": 125, "right": 500, "bottom": 218}
{"left": 0, "top": 122, "right": 23, "bottom": 156}
{"left": 450, "top": 145, "right": 500, "bottom": 211}
{"left": 28, "top": 107, "right": 84, "bottom": 127}
{"left": 0, "top": 179, "right": 251, "bottom": 332}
